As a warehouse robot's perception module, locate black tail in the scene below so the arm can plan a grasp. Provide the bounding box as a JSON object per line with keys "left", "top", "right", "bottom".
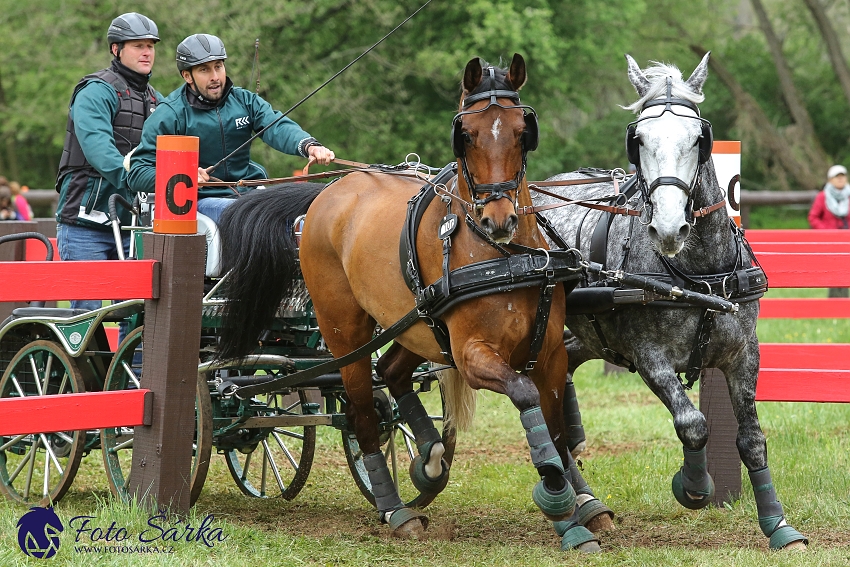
{"left": 217, "top": 182, "right": 324, "bottom": 359}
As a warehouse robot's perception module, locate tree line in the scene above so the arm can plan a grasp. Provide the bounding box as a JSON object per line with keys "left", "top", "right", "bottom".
{"left": 1, "top": 0, "right": 849, "bottom": 192}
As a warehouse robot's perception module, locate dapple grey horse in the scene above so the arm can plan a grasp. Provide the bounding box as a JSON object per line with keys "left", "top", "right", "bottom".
{"left": 534, "top": 54, "right": 807, "bottom": 550}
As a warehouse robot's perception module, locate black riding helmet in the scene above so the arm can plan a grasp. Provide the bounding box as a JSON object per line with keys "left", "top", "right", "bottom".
{"left": 107, "top": 13, "right": 159, "bottom": 51}
{"left": 176, "top": 34, "right": 227, "bottom": 72}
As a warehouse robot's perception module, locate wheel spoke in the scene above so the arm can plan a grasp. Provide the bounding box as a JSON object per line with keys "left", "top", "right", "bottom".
{"left": 397, "top": 423, "right": 415, "bottom": 441}
{"left": 121, "top": 361, "right": 141, "bottom": 388}
{"left": 0, "top": 434, "right": 28, "bottom": 452}
{"left": 272, "top": 431, "right": 299, "bottom": 471}
{"left": 274, "top": 428, "right": 304, "bottom": 441}
{"left": 110, "top": 437, "right": 134, "bottom": 452}
{"left": 241, "top": 451, "right": 253, "bottom": 482}
{"left": 9, "top": 436, "right": 39, "bottom": 484}
{"left": 42, "top": 355, "right": 53, "bottom": 395}
{"left": 39, "top": 434, "right": 64, "bottom": 476}
{"left": 11, "top": 377, "right": 26, "bottom": 398}
{"left": 53, "top": 431, "right": 74, "bottom": 445}
{"left": 23, "top": 436, "right": 40, "bottom": 499}
{"left": 401, "top": 429, "right": 416, "bottom": 460}
{"left": 57, "top": 371, "right": 69, "bottom": 395}
{"left": 262, "top": 439, "right": 287, "bottom": 493}
{"left": 388, "top": 434, "right": 399, "bottom": 492}
{"left": 28, "top": 354, "right": 43, "bottom": 396}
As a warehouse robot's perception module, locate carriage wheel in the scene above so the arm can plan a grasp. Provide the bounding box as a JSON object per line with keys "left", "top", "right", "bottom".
{"left": 0, "top": 340, "right": 86, "bottom": 505}
{"left": 223, "top": 389, "right": 317, "bottom": 499}
{"left": 100, "top": 327, "right": 213, "bottom": 505}
{"left": 341, "top": 381, "right": 457, "bottom": 509}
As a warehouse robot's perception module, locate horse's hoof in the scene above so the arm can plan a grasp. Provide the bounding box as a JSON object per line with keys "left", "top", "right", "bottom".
{"left": 577, "top": 497, "right": 615, "bottom": 533}
{"left": 387, "top": 507, "right": 429, "bottom": 540}
{"left": 532, "top": 480, "right": 576, "bottom": 521}
{"left": 409, "top": 455, "right": 449, "bottom": 494}
{"left": 555, "top": 521, "right": 600, "bottom": 552}
{"left": 569, "top": 440, "right": 586, "bottom": 459}
{"left": 672, "top": 470, "right": 714, "bottom": 510}
{"left": 769, "top": 525, "right": 808, "bottom": 550}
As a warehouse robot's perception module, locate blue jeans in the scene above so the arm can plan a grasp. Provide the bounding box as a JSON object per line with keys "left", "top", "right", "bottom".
{"left": 56, "top": 224, "right": 132, "bottom": 344}
{"left": 197, "top": 197, "right": 236, "bottom": 225}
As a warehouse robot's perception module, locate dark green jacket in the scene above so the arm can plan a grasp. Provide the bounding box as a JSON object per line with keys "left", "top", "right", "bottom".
{"left": 128, "top": 80, "right": 314, "bottom": 198}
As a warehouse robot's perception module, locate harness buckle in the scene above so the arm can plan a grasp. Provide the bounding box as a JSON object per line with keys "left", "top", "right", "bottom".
{"left": 721, "top": 274, "right": 732, "bottom": 299}
{"left": 533, "top": 248, "right": 551, "bottom": 272}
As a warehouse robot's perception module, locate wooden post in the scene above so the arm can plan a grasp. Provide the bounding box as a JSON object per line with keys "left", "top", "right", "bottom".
{"left": 0, "top": 220, "right": 37, "bottom": 322}
{"left": 130, "top": 232, "right": 204, "bottom": 514}
{"left": 130, "top": 134, "right": 202, "bottom": 514}
{"left": 700, "top": 368, "right": 741, "bottom": 505}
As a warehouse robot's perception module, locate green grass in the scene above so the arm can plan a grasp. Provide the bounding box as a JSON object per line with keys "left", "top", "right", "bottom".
{"left": 1, "top": 356, "right": 848, "bottom": 565}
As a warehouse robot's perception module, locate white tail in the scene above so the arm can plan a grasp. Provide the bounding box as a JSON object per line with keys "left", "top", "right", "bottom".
{"left": 437, "top": 367, "right": 477, "bottom": 431}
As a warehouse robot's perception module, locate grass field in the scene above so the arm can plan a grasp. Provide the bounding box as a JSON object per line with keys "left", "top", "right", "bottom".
{"left": 1, "top": 291, "right": 849, "bottom": 565}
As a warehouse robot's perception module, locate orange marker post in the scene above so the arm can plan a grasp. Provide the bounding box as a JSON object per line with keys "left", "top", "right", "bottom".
{"left": 712, "top": 141, "right": 742, "bottom": 227}
{"left": 154, "top": 135, "right": 200, "bottom": 234}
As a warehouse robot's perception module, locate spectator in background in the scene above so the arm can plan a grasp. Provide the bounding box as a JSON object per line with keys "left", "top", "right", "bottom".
{"left": 0, "top": 186, "right": 17, "bottom": 220}
{"left": 809, "top": 164, "right": 849, "bottom": 297}
{"left": 9, "top": 181, "right": 32, "bottom": 221}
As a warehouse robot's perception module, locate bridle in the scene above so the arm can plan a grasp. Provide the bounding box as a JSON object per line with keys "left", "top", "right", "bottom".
{"left": 451, "top": 66, "right": 538, "bottom": 216}
{"left": 626, "top": 77, "right": 724, "bottom": 224}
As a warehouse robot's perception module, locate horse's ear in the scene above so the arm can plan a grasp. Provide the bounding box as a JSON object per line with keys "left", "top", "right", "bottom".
{"left": 463, "top": 57, "right": 483, "bottom": 93}
{"left": 625, "top": 54, "right": 650, "bottom": 97}
{"left": 686, "top": 51, "right": 710, "bottom": 94}
{"left": 508, "top": 53, "right": 527, "bottom": 91}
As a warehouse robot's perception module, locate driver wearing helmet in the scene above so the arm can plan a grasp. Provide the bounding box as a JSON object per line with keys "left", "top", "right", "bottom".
{"left": 55, "top": 12, "right": 161, "bottom": 311}
{"left": 128, "top": 33, "right": 334, "bottom": 224}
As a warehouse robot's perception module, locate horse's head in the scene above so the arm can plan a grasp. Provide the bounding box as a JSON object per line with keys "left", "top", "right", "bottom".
{"left": 625, "top": 53, "right": 713, "bottom": 257}
{"left": 453, "top": 54, "right": 538, "bottom": 243}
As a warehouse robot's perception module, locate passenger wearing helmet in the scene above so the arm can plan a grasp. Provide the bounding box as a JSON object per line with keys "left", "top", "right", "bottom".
{"left": 128, "top": 33, "right": 334, "bottom": 224}
{"left": 55, "top": 12, "right": 162, "bottom": 311}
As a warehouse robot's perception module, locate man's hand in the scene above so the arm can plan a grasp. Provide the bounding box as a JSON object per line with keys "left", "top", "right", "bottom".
{"left": 307, "top": 145, "right": 335, "bottom": 167}
{"left": 198, "top": 167, "right": 210, "bottom": 184}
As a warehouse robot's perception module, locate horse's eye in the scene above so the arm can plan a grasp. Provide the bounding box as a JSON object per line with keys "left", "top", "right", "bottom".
{"left": 463, "top": 132, "right": 473, "bottom": 145}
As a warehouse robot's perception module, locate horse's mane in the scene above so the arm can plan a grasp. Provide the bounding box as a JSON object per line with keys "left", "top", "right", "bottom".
{"left": 623, "top": 61, "right": 705, "bottom": 113}
{"left": 464, "top": 58, "right": 516, "bottom": 94}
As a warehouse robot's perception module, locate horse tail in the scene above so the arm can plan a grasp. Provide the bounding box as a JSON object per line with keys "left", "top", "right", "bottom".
{"left": 437, "top": 367, "right": 477, "bottom": 432}
{"left": 217, "top": 182, "right": 325, "bottom": 360}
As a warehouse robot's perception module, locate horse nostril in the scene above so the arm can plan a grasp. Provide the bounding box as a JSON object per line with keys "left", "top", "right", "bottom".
{"left": 678, "top": 223, "right": 691, "bottom": 242}
{"left": 647, "top": 225, "right": 659, "bottom": 242}
{"left": 505, "top": 214, "right": 518, "bottom": 234}
{"left": 481, "top": 217, "right": 496, "bottom": 234}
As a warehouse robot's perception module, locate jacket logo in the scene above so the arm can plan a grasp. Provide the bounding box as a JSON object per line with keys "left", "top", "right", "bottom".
{"left": 235, "top": 117, "right": 250, "bottom": 129}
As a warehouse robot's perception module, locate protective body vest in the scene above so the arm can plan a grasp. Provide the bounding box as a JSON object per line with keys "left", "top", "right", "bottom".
{"left": 57, "top": 68, "right": 157, "bottom": 180}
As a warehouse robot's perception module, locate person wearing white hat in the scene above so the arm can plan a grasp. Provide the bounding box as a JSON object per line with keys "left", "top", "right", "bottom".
{"left": 809, "top": 164, "right": 850, "bottom": 296}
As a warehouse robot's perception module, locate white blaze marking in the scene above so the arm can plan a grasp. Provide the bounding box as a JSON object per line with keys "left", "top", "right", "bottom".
{"left": 491, "top": 117, "right": 502, "bottom": 140}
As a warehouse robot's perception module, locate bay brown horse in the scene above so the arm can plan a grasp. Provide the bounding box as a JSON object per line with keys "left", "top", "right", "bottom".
{"left": 218, "top": 55, "right": 609, "bottom": 550}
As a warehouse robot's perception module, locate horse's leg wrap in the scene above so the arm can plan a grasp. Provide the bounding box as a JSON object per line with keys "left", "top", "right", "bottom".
{"left": 563, "top": 378, "right": 586, "bottom": 457}
{"left": 363, "top": 452, "right": 404, "bottom": 517}
{"left": 521, "top": 406, "right": 576, "bottom": 521}
{"left": 749, "top": 466, "right": 807, "bottom": 549}
{"left": 396, "top": 392, "right": 448, "bottom": 493}
{"left": 671, "top": 447, "right": 715, "bottom": 509}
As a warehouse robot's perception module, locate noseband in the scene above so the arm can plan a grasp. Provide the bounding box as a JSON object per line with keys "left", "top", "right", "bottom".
{"left": 451, "top": 66, "right": 538, "bottom": 215}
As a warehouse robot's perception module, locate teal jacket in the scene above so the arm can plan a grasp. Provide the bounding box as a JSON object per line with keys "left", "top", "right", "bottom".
{"left": 128, "top": 80, "right": 314, "bottom": 198}
{"left": 56, "top": 67, "right": 161, "bottom": 228}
